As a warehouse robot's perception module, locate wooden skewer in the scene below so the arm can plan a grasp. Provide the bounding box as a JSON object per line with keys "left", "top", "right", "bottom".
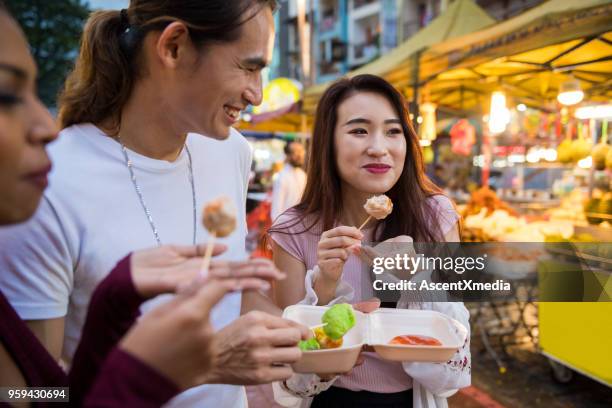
{"left": 358, "top": 215, "right": 372, "bottom": 231}
{"left": 199, "top": 230, "right": 217, "bottom": 277}
{"left": 309, "top": 322, "right": 328, "bottom": 331}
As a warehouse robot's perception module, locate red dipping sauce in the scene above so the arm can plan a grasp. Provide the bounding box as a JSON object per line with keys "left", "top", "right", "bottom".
{"left": 389, "top": 335, "right": 442, "bottom": 346}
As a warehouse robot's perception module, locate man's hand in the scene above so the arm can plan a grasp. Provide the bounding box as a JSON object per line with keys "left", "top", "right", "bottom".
{"left": 204, "top": 311, "right": 310, "bottom": 385}
{"left": 120, "top": 277, "right": 275, "bottom": 390}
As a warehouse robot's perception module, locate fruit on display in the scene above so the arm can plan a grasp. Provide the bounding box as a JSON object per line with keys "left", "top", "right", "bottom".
{"left": 584, "top": 197, "right": 602, "bottom": 225}
{"left": 557, "top": 139, "right": 573, "bottom": 164}
{"left": 598, "top": 192, "right": 612, "bottom": 220}
{"left": 607, "top": 148, "right": 612, "bottom": 170}
{"left": 463, "top": 186, "right": 517, "bottom": 217}
{"left": 547, "top": 190, "right": 587, "bottom": 222}
{"left": 570, "top": 138, "right": 592, "bottom": 162}
{"left": 593, "top": 171, "right": 610, "bottom": 190}
{"left": 464, "top": 208, "right": 526, "bottom": 240}
{"left": 592, "top": 143, "right": 610, "bottom": 170}
{"left": 501, "top": 221, "right": 574, "bottom": 242}
{"left": 557, "top": 134, "right": 595, "bottom": 165}
{"left": 544, "top": 233, "right": 595, "bottom": 243}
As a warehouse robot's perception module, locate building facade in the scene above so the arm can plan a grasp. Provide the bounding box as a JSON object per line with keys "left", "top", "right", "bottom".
{"left": 273, "top": 0, "right": 546, "bottom": 85}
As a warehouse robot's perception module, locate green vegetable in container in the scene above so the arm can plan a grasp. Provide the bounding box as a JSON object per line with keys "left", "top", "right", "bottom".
{"left": 322, "top": 303, "right": 356, "bottom": 340}
{"left": 298, "top": 338, "right": 321, "bottom": 351}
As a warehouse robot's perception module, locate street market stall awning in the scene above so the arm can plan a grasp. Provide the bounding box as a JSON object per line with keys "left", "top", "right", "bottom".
{"left": 236, "top": 77, "right": 310, "bottom": 133}
{"left": 303, "top": 0, "right": 496, "bottom": 114}
{"left": 412, "top": 0, "right": 612, "bottom": 113}
{"left": 237, "top": 111, "right": 312, "bottom": 134}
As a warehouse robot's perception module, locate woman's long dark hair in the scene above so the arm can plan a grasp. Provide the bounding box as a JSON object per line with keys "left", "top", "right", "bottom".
{"left": 270, "top": 74, "right": 446, "bottom": 242}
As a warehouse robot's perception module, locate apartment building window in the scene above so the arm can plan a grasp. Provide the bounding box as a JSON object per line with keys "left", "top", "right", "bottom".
{"left": 354, "top": 0, "right": 377, "bottom": 9}
{"left": 320, "top": 0, "right": 339, "bottom": 33}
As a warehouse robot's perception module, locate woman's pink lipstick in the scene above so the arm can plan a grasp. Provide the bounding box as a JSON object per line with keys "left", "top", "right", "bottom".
{"left": 363, "top": 163, "right": 391, "bottom": 174}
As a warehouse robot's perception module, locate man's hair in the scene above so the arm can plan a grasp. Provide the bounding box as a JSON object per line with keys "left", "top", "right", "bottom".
{"left": 284, "top": 141, "right": 294, "bottom": 156}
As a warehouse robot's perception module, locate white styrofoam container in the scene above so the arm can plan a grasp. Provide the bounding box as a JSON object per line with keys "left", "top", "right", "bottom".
{"left": 283, "top": 305, "right": 467, "bottom": 374}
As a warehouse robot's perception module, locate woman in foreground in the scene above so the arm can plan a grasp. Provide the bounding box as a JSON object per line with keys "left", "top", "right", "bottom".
{"left": 269, "top": 75, "right": 470, "bottom": 408}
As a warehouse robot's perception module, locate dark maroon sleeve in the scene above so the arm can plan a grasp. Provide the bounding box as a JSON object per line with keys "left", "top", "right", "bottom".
{"left": 69, "top": 254, "right": 146, "bottom": 406}
{"left": 84, "top": 347, "right": 179, "bottom": 407}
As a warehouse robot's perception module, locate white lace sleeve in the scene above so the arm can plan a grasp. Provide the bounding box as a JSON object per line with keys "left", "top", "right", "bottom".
{"left": 300, "top": 266, "right": 355, "bottom": 306}
{"left": 274, "top": 373, "right": 338, "bottom": 399}
{"left": 400, "top": 302, "right": 471, "bottom": 396}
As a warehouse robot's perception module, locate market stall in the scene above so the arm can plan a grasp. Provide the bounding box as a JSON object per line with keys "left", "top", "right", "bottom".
{"left": 415, "top": 1, "right": 612, "bottom": 387}
{"left": 266, "top": 0, "right": 612, "bottom": 385}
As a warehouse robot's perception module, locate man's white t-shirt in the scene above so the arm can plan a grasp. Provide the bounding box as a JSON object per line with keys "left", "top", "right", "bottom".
{"left": 0, "top": 123, "right": 253, "bottom": 407}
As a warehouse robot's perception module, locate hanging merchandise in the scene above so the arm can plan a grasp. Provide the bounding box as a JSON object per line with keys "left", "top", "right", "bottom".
{"left": 508, "top": 109, "right": 521, "bottom": 136}
{"left": 419, "top": 102, "right": 437, "bottom": 142}
{"left": 557, "top": 116, "right": 576, "bottom": 164}
{"left": 571, "top": 121, "right": 592, "bottom": 163}
{"left": 422, "top": 145, "right": 434, "bottom": 164}
{"left": 252, "top": 78, "right": 302, "bottom": 115}
{"left": 525, "top": 110, "right": 539, "bottom": 138}
{"left": 591, "top": 121, "right": 609, "bottom": 171}
{"left": 450, "top": 119, "right": 476, "bottom": 156}
{"left": 601, "top": 121, "right": 612, "bottom": 171}
{"left": 557, "top": 139, "right": 573, "bottom": 164}
{"left": 554, "top": 112, "right": 562, "bottom": 139}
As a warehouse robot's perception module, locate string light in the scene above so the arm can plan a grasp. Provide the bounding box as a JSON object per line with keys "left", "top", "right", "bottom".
{"left": 557, "top": 76, "right": 584, "bottom": 106}
{"left": 488, "top": 91, "right": 510, "bottom": 134}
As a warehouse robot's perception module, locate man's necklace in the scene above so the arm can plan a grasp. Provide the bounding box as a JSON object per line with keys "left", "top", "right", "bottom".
{"left": 117, "top": 136, "right": 197, "bottom": 246}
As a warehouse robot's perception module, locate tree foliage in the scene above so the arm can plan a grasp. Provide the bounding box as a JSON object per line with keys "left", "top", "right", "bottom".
{"left": 6, "top": 0, "right": 90, "bottom": 106}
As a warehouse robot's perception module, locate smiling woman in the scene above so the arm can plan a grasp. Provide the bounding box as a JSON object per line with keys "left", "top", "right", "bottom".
{"left": 268, "top": 75, "right": 470, "bottom": 408}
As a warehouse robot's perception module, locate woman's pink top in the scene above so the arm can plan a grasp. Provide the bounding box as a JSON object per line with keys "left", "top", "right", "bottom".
{"left": 269, "top": 195, "right": 459, "bottom": 393}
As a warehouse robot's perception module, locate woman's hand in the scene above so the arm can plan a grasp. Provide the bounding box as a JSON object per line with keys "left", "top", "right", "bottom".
{"left": 120, "top": 276, "right": 284, "bottom": 390}
{"left": 314, "top": 226, "right": 363, "bottom": 305}
{"left": 353, "top": 235, "right": 417, "bottom": 280}
{"left": 130, "top": 244, "right": 286, "bottom": 298}
{"left": 354, "top": 235, "right": 414, "bottom": 265}
{"left": 316, "top": 226, "right": 363, "bottom": 284}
